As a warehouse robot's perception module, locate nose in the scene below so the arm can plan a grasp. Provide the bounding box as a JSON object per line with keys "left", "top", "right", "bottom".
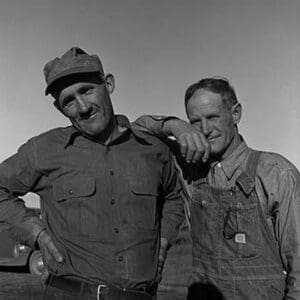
{"left": 76, "top": 96, "right": 92, "bottom": 115}
{"left": 202, "top": 119, "right": 213, "bottom": 136}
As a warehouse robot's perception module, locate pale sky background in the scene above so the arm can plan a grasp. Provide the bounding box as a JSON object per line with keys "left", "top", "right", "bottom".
{"left": 0, "top": 0, "right": 299, "bottom": 207}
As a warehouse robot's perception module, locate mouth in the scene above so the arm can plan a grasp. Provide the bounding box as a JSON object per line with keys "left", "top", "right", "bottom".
{"left": 208, "top": 136, "right": 219, "bottom": 142}
{"left": 81, "top": 111, "right": 99, "bottom": 121}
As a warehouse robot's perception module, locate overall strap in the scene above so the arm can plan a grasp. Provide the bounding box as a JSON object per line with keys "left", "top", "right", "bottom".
{"left": 236, "top": 150, "right": 262, "bottom": 196}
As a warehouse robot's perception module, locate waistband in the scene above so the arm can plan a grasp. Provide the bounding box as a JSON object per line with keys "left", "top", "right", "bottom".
{"left": 47, "top": 274, "right": 156, "bottom": 299}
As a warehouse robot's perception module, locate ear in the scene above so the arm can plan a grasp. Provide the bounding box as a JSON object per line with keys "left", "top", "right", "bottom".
{"left": 231, "top": 102, "right": 242, "bottom": 125}
{"left": 104, "top": 73, "right": 115, "bottom": 94}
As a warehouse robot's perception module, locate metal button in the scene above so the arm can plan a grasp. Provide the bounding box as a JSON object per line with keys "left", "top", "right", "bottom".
{"left": 118, "top": 256, "right": 123, "bottom": 262}
{"left": 201, "top": 200, "right": 208, "bottom": 207}
{"left": 69, "top": 190, "right": 74, "bottom": 195}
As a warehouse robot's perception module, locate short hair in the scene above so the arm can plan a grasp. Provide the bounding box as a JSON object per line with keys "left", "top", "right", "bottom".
{"left": 184, "top": 77, "right": 238, "bottom": 109}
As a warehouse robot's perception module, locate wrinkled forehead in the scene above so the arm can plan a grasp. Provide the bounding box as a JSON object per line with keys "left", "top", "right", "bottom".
{"left": 186, "top": 89, "right": 228, "bottom": 118}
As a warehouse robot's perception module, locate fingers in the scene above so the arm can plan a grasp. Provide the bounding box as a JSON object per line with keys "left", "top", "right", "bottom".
{"left": 37, "top": 230, "right": 63, "bottom": 264}
{"left": 178, "top": 132, "right": 210, "bottom": 164}
{"left": 198, "top": 133, "right": 211, "bottom": 163}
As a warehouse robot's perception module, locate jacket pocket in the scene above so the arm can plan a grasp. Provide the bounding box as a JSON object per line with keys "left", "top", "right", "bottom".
{"left": 53, "top": 177, "right": 96, "bottom": 234}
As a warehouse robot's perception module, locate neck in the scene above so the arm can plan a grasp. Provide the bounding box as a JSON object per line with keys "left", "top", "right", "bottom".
{"left": 99, "top": 117, "right": 119, "bottom": 145}
{"left": 222, "top": 133, "right": 242, "bottom": 161}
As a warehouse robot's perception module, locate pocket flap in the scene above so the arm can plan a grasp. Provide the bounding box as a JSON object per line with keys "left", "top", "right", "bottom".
{"left": 53, "top": 177, "right": 95, "bottom": 201}
{"left": 130, "top": 177, "right": 159, "bottom": 196}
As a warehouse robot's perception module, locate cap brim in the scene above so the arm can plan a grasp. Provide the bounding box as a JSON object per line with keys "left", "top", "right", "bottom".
{"left": 45, "top": 66, "right": 103, "bottom": 95}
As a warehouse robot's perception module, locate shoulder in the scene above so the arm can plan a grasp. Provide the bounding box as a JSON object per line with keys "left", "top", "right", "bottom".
{"left": 131, "top": 126, "right": 173, "bottom": 151}
{"left": 257, "top": 150, "right": 299, "bottom": 176}
{"left": 254, "top": 149, "right": 300, "bottom": 198}
{"left": 26, "top": 126, "right": 72, "bottom": 150}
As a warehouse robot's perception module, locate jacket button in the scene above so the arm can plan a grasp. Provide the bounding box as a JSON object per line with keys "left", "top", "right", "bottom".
{"left": 111, "top": 199, "right": 115, "bottom": 205}
{"left": 69, "top": 190, "right": 74, "bottom": 195}
{"left": 110, "top": 170, "right": 114, "bottom": 176}
{"left": 114, "top": 228, "right": 119, "bottom": 233}
{"left": 118, "top": 256, "right": 123, "bottom": 262}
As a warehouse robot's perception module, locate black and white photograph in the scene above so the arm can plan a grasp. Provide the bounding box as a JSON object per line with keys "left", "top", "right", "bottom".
{"left": 0, "top": 1, "right": 299, "bottom": 299}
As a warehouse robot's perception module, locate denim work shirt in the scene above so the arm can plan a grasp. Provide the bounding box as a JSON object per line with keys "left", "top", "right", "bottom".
{"left": 134, "top": 115, "right": 300, "bottom": 299}
{"left": 0, "top": 115, "right": 184, "bottom": 290}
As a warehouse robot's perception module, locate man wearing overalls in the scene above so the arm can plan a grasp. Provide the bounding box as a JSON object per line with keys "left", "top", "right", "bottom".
{"left": 134, "top": 77, "right": 300, "bottom": 299}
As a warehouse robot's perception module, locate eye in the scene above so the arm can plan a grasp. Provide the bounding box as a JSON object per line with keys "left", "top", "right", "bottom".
{"left": 79, "top": 86, "right": 94, "bottom": 95}
{"left": 190, "top": 120, "right": 202, "bottom": 129}
{"left": 61, "top": 96, "right": 75, "bottom": 108}
{"left": 207, "top": 115, "right": 219, "bottom": 121}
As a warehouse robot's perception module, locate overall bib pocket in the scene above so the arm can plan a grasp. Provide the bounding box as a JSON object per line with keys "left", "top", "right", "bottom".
{"left": 221, "top": 202, "right": 262, "bottom": 259}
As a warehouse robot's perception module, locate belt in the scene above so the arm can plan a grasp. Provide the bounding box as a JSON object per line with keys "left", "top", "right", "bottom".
{"left": 48, "top": 274, "right": 155, "bottom": 300}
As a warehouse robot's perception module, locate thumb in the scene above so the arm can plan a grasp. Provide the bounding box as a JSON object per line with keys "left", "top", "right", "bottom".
{"left": 40, "top": 268, "right": 49, "bottom": 287}
{"left": 38, "top": 230, "right": 63, "bottom": 263}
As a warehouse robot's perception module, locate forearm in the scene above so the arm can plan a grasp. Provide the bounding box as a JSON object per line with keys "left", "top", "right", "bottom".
{"left": 133, "top": 115, "right": 178, "bottom": 138}
{"left": 0, "top": 193, "right": 45, "bottom": 248}
{"left": 0, "top": 139, "right": 44, "bottom": 248}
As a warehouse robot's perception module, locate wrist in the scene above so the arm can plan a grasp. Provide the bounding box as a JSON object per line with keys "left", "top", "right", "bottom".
{"left": 162, "top": 118, "right": 181, "bottom": 136}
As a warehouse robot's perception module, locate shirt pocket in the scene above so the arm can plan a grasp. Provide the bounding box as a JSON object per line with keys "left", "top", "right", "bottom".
{"left": 53, "top": 176, "right": 96, "bottom": 235}
{"left": 128, "top": 177, "right": 159, "bottom": 232}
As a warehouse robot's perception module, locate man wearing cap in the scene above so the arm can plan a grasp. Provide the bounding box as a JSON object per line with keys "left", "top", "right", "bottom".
{"left": 0, "top": 47, "right": 184, "bottom": 300}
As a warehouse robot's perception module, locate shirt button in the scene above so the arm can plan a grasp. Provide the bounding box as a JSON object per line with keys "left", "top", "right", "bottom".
{"left": 110, "top": 170, "right": 114, "bottom": 176}
{"left": 111, "top": 199, "right": 115, "bottom": 205}
{"left": 118, "top": 256, "right": 123, "bottom": 262}
{"left": 201, "top": 200, "right": 208, "bottom": 207}
{"left": 114, "top": 228, "right": 119, "bottom": 233}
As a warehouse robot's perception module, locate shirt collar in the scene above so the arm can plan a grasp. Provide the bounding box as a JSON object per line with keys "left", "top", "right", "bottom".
{"left": 63, "top": 114, "right": 151, "bottom": 148}
{"left": 212, "top": 137, "right": 250, "bottom": 180}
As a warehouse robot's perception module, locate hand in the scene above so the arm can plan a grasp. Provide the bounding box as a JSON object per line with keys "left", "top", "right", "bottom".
{"left": 156, "top": 237, "right": 170, "bottom": 283}
{"left": 37, "top": 230, "right": 64, "bottom": 286}
{"left": 163, "top": 119, "right": 210, "bottom": 164}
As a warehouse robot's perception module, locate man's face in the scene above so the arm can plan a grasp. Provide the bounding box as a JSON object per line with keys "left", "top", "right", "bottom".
{"left": 56, "top": 77, "right": 114, "bottom": 138}
{"left": 186, "top": 89, "right": 239, "bottom": 160}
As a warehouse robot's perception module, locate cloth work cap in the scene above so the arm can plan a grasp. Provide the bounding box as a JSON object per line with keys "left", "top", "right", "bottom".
{"left": 44, "top": 47, "right": 105, "bottom": 95}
